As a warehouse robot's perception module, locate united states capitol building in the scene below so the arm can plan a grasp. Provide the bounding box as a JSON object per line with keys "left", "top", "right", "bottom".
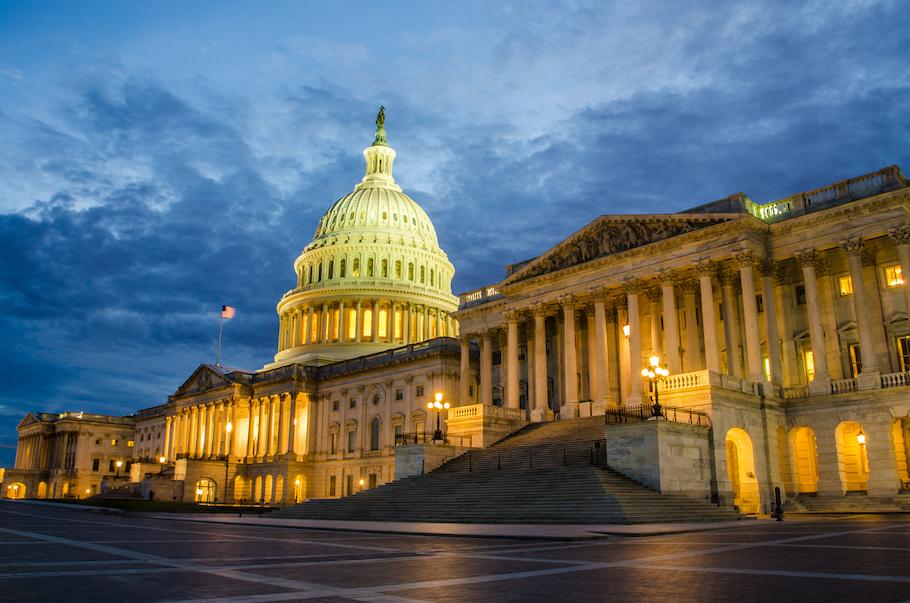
{"left": 3, "top": 110, "right": 910, "bottom": 517}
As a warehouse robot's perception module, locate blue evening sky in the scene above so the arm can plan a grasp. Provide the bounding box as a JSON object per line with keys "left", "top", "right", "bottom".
{"left": 0, "top": 0, "right": 908, "bottom": 465}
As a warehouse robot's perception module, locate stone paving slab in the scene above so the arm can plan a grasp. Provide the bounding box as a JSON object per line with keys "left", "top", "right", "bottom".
{"left": 147, "top": 512, "right": 751, "bottom": 540}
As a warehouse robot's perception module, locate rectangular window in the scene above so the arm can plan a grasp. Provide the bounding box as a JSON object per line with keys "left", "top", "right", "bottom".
{"left": 363, "top": 308, "right": 373, "bottom": 338}
{"left": 763, "top": 357, "right": 771, "bottom": 382}
{"left": 718, "top": 302, "right": 724, "bottom": 321}
{"left": 804, "top": 350, "right": 815, "bottom": 382}
{"left": 518, "top": 344, "right": 526, "bottom": 361}
{"left": 414, "top": 420, "right": 425, "bottom": 436}
{"left": 756, "top": 294, "right": 764, "bottom": 314}
{"left": 416, "top": 385, "right": 424, "bottom": 397}
{"left": 885, "top": 264, "right": 904, "bottom": 287}
{"left": 346, "top": 474, "right": 354, "bottom": 495}
{"left": 469, "top": 385, "right": 475, "bottom": 397}
{"left": 108, "top": 460, "right": 116, "bottom": 473}
{"left": 849, "top": 344, "right": 862, "bottom": 378}
{"left": 349, "top": 398, "right": 356, "bottom": 409}
{"left": 394, "top": 424, "right": 403, "bottom": 442}
{"left": 368, "top": 474, "right": 377, "bottom": 489}
{"left": 347, "top": 429, "right": 356, "bottom": 453}
{"left": 95, "top": 438, "right": 102, "bottom": 445}
{"left": 347, "top": 309, "right": 357, "bottom": 340}
{"left": 795, "top": 285, "right": 807, "bottom": 305}
{"left": 329, "top": 475, "right": 337, "bottom": 497}
{"left": 378, "top": 308, "right": 388, "bottom": 338}
{"left": 492, "top": 350, "right": 502, "bottom": 365}
{"left": 126, "top": 440, "right": 134, "bottom": 448}
{"left": 92, "top": 458, "right": 100, "bottom": 472}
{"left": 332, "top": 399, "right": 339, "bottom": 411}
{"left": 545, "top": 336, "right": 551, "bottom": 356}
{"left": 898, "top": 336, "right": 910, "bottom": 372}
{"left": 395, "top": 389, "right": 404, "bottom": 401}
{"left": 329, "top": 432, "right": 337, "bottom": 455}
{"left": 838, "top": 275, "right": 854, "bottom": 296}
{"left": 111, "top": 439, "right": 118, "bottom": 446}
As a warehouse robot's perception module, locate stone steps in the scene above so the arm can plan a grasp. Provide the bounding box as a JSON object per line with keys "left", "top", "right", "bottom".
{"left": 276, "top": 417, "right": 742, "bottom": 524}
{"left": 785, "top": 494, "right": 910, "bottom": 512}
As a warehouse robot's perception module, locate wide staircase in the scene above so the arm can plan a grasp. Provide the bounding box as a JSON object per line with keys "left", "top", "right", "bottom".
{"left": 785, "top": 493, "right": 910, "bottom": 513}
{"left": 274, "top": 417, "right": 743, "bottom": 524}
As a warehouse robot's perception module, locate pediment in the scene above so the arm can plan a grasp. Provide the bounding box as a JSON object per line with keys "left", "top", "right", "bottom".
{"left": 502, "top": 213, "right": 739, "bottom": 285}
{"left": 173, "top": 364, "right": 232, "bottom": 397}
{"left": 17, "top": 413, "right": 42, "bottom": 429}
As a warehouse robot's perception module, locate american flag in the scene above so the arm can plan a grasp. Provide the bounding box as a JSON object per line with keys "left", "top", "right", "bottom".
{"left": 221, "top": 305, "right": 236, "bottom": 319}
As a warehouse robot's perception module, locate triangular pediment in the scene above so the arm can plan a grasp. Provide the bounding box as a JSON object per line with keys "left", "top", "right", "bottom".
{"left": 17, "top": 413, "right": 41, "bottom": 429}
{"left": 173, "top": 364, "right": 233, "bottom": 398}
{"left": 502, "top": 213, "right": 740, "bottom": 285}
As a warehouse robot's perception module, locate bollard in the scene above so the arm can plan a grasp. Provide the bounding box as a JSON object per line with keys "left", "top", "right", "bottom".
{"left": 773, "top": 486, "right": 784, "bottom": 521}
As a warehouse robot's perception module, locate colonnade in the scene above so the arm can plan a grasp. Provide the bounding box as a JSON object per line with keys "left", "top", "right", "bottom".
{"left": 14, "top": 433, "right": 49, "bottom": 470}
{"left": 277, "top": 299, "right": 456, "bottom": 352}
{"left": 460, "top": 232, "right": 910, "bottom": 414}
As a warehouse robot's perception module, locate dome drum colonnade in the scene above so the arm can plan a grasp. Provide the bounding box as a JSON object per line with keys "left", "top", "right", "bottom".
{"left": 273, "top": 107, "right": 459, "bottom": 365}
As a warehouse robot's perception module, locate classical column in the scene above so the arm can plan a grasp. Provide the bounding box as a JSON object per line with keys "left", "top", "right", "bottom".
{"left": 338, "top": 300, "right": 347, "bottom": 342}
{"left": 659, "top": 270, "right": 682, "bottom": 373}
{"left": 718, "top": 268, "right": 743, "bottom": 377}
{"left": 480, "top": 329, "right": 493, "bottom": 405}
{"left": 794, "top": 249, "right": 830, "bottom": 390}
{"left": 163, "top": 416, "right": 172, "bottom": 460}
{"left": 389, "top": 302, "right": 398, "bottom": 343}
{"left": 212, "top": 403, "right": 223, "bottom": 457}
{"left": 734, "top": 249, "right": 764, "bottom": 382}
{"left": 696, "top": 260, "right": 721, "bottom": 373}
{"left": 623, "top": 279, "right": 644, "bottom": 403}
{"left": 759, "top": 260, "right": 783, "bottom": 384}
{"left": 353, "top": 299, "right": 362, "bottom": 343}
{"left": 841, "top": 238, "right": 880, "bottom": 386}
{"left": 225, "top": 402, "right": 235, "bottom": 457}
{"left": 207, "top": 403, "right": 217, "bottom": 457}
{"left": 680, "top": 280, "right": 701, "bottom": 372}
{"left": 371, "top": 299, "right": 380, "bottom": 343}
{"left": 646, "top": 288, "right": 663, "bottom": 360}
{"left": 246, "top": 399, "right": 257, "bottom": 458}
{"left": 257, "top": 398, "right": 267, "bottom": 457}
{"left": 265, "top": 396, "right": 276, "bottom": 456}
{"left": 459, "top": 335, "right": 472, "bottom": 404}
{"left": 276, "top": 394, "right": 287, "bottom": 456}
{"left": 301, "top": 306, "right": 311, "bottom": 345}
{"left": 498, "top": 329, "right": 509, "bottom": 405}
{"left": 278, "top": 314, "right": 286, "bottom": 351}
{"left": 318, "top": 303, "right": 328, "bottom": 343}
{"left": 505, "top": 310, "right": 521, "bottom": 409}
{"left": 774, "top": 270, "right": 799, "bottom": 387}
{"left": 286, "top": 394, "right": 298, "bottom": 455}
{"left": 437, "top": 310, "right": 445, "bottom": 338}
{"left": 531, "top": 303, "right": 549, "bottom": 416}
{"left": 592, "top": 288, "right": 610, "bottom": 406}
{"left": 559, "top": 295, "right": 579, "bottom": 415}
{"left": 189, "top": 406, "right": 199, "bottom": 458}
{"left": 403, "top": 303, "right": 411, "bottom": 344}
{"left": 423, "top": 305, "right": 430, "bottom": 340}
{"left": 888, "top": 226, "right": 910, "bottom": 316}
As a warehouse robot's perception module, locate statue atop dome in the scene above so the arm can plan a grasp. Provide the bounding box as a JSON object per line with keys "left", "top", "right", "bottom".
{"left": 372, "top": 105, "right": 388, "bottom": 146}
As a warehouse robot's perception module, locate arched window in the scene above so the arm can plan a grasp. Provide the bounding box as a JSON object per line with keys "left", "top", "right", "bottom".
{"left": 340, "top": 259, "right": 346, "bottom": 278}
{"left": 381, "top": 259, "right": 388, "bottom": 278}
{"left": 194, "top": 478, "right": 216, "bottom": 503}
{"left": 352, "top": 258, "right": 360, "bottom": 278}
{"left": 430, "top": 268, "right": 434, "bottom": 287}
{"left": 370, "top": 418, "right": 381, "bottom": 451}
{"left": 395, "top": 260, "right": 402, "bottom": 279}
{"left": 318, "top": 263, "right": 323, "bottom": 282}
{"left": 408, "top": 263, "right": 414, "bottom": 281}
{"left": 308, "top": 265, "right": 313, "bottom": 284}
{"left": 328, "top": 260, "right": 334, "bottom": 280}
{"left": 420, "top": 266, "right": 425, "bottom": 283}
{"left": 367, "top": 258, "right": 374, "bottom": 277}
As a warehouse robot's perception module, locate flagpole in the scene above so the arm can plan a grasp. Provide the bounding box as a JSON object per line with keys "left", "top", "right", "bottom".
{"left": 216, "top": 314, "right": 224, "bottom": 367}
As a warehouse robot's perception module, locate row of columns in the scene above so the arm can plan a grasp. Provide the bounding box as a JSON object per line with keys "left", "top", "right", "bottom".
{"left": 278, "top": 300, "right": 455, "bottom": 351}
{"left": 242, "top": 394, "right": 299, "bottom": 459}
{"left": 14, "top": 433, "right": 49, "bottom": 470}
{"left": 461, "top": 233, "right": 910, "bottom": 412}
{"left": 166, "top": 400, "right": 236, "bottom": 461}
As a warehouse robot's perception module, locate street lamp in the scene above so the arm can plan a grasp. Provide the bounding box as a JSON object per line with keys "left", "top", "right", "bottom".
{"left": 358, "top": 477, "right": 365, "bottom": 492}
{"left": 115, "top": 459, "right": 123, "bottom": 478}
{"left": 426, "top": 392, "right": 450, "bottom": 442}
{"left": 641, "top": 355, "right": 670, "bottom": 418}
{"left": 294, "top": 478, "right": 301, "bottom": 504}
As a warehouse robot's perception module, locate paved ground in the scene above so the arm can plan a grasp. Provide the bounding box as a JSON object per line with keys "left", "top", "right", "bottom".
{"left": 1, "top": 501, "right": 909, "bottom": 602}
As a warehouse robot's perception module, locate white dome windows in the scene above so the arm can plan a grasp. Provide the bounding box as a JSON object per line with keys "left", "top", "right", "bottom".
{"left": 352, "top": 258, "right": 361, "bottom": 277}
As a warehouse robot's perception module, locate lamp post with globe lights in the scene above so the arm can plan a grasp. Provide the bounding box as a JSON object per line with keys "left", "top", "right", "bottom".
{"left": 115, "top": 459, "right": 123, "bottom": 479}
{"left": 641, "top": 355, "right": 670, "bottom": 418}
{"left": 426, "top": 392, "right": 450, "bottom": 442}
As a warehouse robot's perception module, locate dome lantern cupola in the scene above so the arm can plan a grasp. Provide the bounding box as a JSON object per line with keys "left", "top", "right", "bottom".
{"left": 269, "top": 107, "right": 459, "bottom": 367}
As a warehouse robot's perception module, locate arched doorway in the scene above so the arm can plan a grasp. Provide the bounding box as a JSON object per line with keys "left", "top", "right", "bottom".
{"left": 263, "top": 475, "right": 273, "bottom": 504}
{"left": 292, "top": 474, "right": 305, "bottom": 504}
{"left": 835, "top": 421, "right": 869, "bottom": 492}
{"left": 893, "top": 418, "right": 910, "bottom": 489}
{"left": 725, "top": 428, "right": 760, "bottom": 513}
{"left": 233, "top": 476, "right": 248, "bottom": 503}
{"left": 37, "top": 482, "right": 47, "bottom": 499}
{"left": 789, "top": 426, "right": 819, "bottom": 494}
{"left": 5, "top": 483, "right": 25, "bottom": 499}
{"left": 274, "top": 475, "right": 284, "bottom": 505}
{"left": 253, "top": 476, "right": 263, "bottom": 503}
{"left": 194, "top": 478, "right": 216, "bottom": 503}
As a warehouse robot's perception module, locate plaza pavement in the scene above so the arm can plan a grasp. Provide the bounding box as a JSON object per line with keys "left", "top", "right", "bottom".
{"left": 0, "top": 500, "right": 909, "bottom": 602}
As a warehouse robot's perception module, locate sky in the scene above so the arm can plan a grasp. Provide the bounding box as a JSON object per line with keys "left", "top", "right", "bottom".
{"left": 0, "top": 0, "right": 908, "bottom": 465}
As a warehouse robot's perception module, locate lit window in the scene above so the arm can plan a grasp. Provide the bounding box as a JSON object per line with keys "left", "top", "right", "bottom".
{"left": 362, "top": 308, "right": 373, "bottom": 338}
{"left": 849, "top": 344, "right": 862, "bottom": 378}
{"left": 127, "top": 440, "right": 134, "bottom": 448}
{"left": 111, "top": 439, "right": 118, "bottom": 446}
{"left": 763, "top": 357, "right": 771, "bottom": 382}
{"left": 838, "top": 275, "right": 853, "bottom": 296}
{"left": 352, "top": 258, "right": 360, "bottom": 278}
{"left": 347, "top": 308, "right": 357, "bottom": 339}
{"left": 898, "top": 336, "right": 910, "bottom": 372}
{"left": 885, "top": 264, "right": 904, "bottom": 287}
{"left": 804, "top": 350, "right": 815, "bottom": 382}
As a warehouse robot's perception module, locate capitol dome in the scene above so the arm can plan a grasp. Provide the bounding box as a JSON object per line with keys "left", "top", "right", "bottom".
{"left": 271, "top": 108, "right": 459, "bottom": 365}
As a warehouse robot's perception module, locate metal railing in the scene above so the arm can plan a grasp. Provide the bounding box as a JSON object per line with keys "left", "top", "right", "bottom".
{"left": 394, "top": 433, "right": 472, "bottom": 447}
{"left": 604, "top": 403, "right": 711, "bottom": 427}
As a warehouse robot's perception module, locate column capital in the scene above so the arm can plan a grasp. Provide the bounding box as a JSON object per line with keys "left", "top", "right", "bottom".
{"left": 794, "top": 248, "right": 821, "bottom": 267}
{"left": 504, "top": 309, "right": 523, "bottom": 323}
{"left": 482, "top": 327, "right": 499, "bottom": 339}
{"left": 757, "top": 258, "right": 776, "bottom": 277}
{"left": 888, "top": 226, "right": 910, "bottom": 245}
{"left": 530, "top": 301, "right": 549, "bottom": 318}
{"left": 557, "top": 293, "right": 576, "bottom": 309}
{"left": 694, "top": 258, "right": 717, "bottom": 275}
{"left": 458, "top": 334, "right": 473, "bottom": 345}
{"left": 733, "top": 248, "right": 759, "bottom": 266}
{"left": 620, "top": 277, "right": 643, "bottom": 293}
{"left": 678, "top": 278, "right": 698, "bottom": 293}
{"left": 590, "top": 286, "right": 610, "bottom": 302}
{"left": 645, "top": 287, "right": 662, "bottom": 303}
{"left": 657, "top": 268, "right": 677, "bottom": 285}
{"left": 839, "top": 237, "right": 864, "bottom": 256}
